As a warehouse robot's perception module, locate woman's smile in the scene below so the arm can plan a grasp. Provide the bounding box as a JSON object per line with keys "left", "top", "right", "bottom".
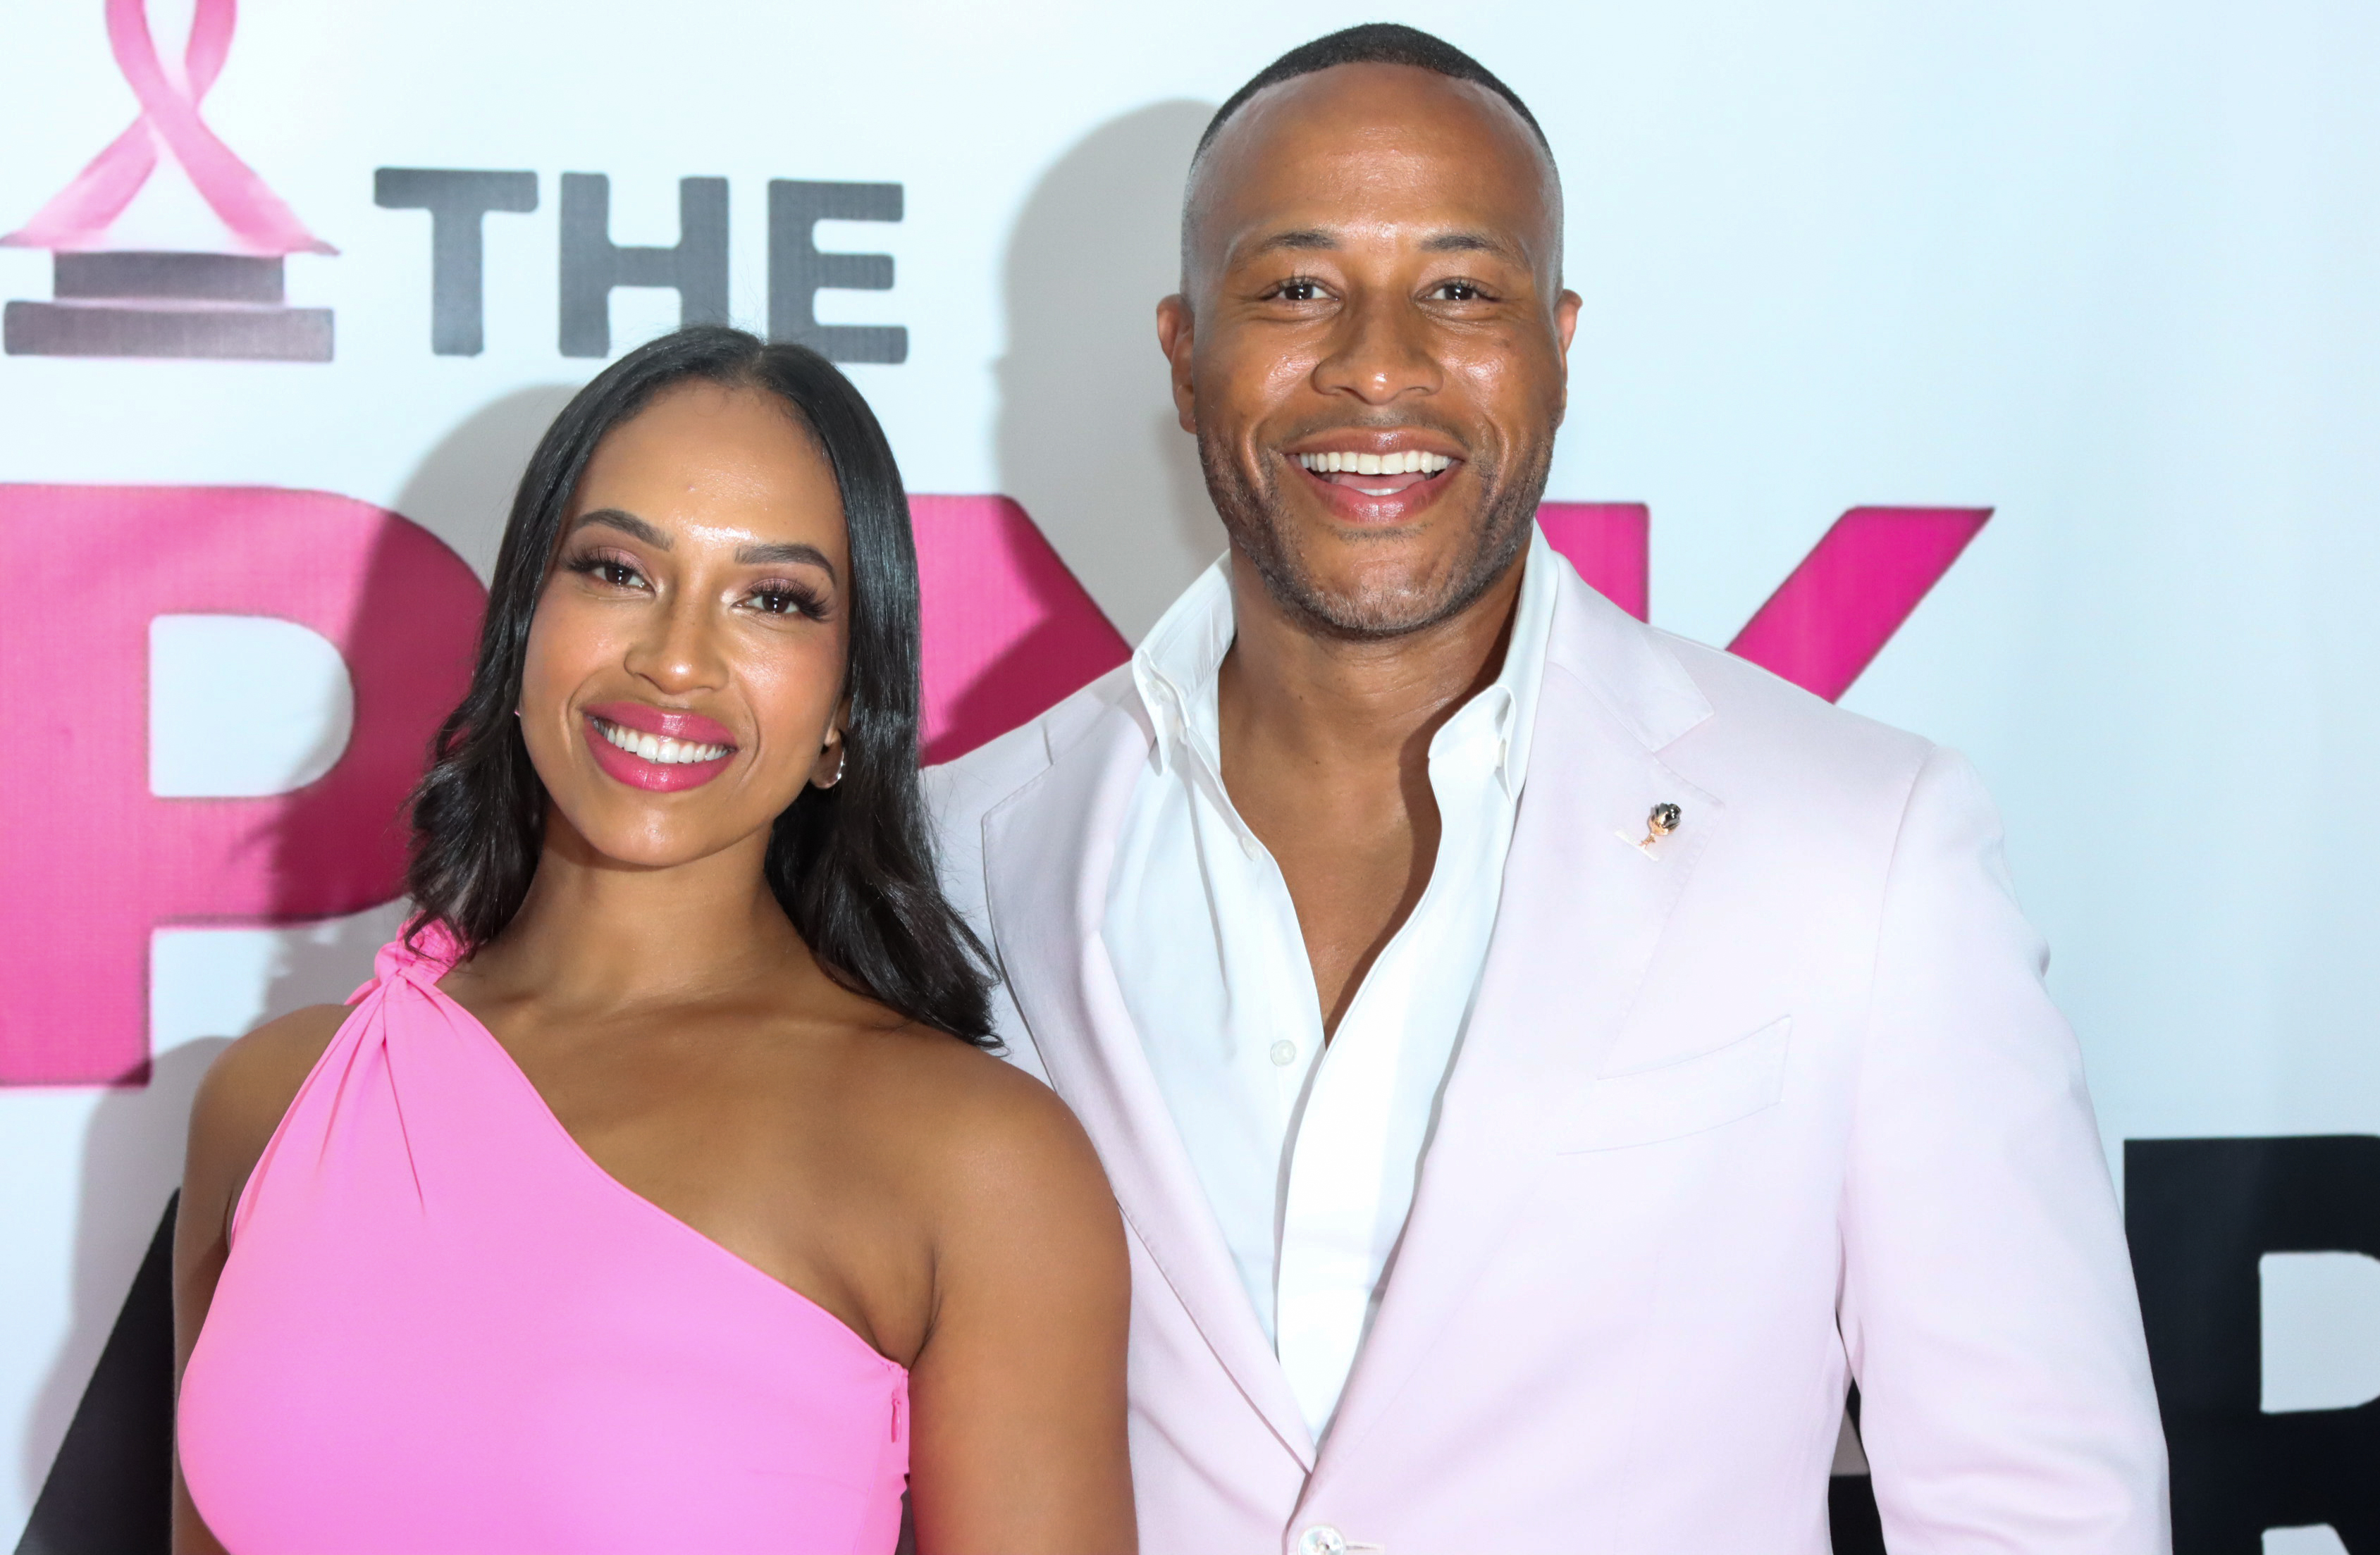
{"left": 581, "top": 699, "right": 739, "bottom": 792}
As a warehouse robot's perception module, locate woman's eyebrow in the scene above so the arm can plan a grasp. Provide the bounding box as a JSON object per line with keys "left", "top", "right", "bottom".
{"left": 735, "top": 541, "right": 838, "bottom": 581}
{"left": 574, "top": 508, "right": 670, "bottom": 547}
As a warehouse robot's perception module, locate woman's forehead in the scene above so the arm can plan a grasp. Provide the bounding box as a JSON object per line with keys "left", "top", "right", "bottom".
{"left": 572, "top": 384, "right": 844, "bottom": 550}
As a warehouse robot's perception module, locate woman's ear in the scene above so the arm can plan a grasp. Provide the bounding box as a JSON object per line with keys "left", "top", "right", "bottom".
{"left": 808, "top": 699, "right": 852, "bottom": 790}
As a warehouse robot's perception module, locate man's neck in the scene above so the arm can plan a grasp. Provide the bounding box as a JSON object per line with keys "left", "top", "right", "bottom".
{"left": 1212, "top": 546, "right": 1526, "bottom": 1034}
{"left": 1214, "top": 547, "right": 1524, "bottom": 783}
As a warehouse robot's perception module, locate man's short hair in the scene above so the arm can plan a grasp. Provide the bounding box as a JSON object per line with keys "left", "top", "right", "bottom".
{"left": 1192, "top": 23, "right": 1550, "bottom": 164}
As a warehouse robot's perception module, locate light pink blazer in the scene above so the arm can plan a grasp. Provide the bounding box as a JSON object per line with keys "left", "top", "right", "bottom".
{"left": 925, "top": 553, "right": 2169, "bottom": 1555}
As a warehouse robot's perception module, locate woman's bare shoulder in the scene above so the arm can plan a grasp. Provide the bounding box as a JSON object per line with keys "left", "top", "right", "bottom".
{"left": 186, "top": 1005, "right": 352, "bottom": 1182}
{"left": 855, "top": 1025, "right": 1120, "bottom": 1246}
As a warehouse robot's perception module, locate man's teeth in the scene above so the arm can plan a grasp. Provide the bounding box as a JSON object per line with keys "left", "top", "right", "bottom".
{"left": 1295, "top": 450, "right": 1453, "bottom": 476}
{"left": 595, "top": 720, "right": 730, "bottom": 764}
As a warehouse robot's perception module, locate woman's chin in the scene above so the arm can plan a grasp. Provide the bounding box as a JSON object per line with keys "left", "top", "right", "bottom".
{"left": 545, "top": 802, "right": 778, "bottom": 877}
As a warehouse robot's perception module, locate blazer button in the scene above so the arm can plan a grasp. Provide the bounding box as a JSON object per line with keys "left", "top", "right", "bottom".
{"left": 1297, "top": 1526, "right": 1348, "bottom": 1555}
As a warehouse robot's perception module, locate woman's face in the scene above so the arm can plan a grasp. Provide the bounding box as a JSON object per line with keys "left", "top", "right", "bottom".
{"left": 518, "top": 380, "right": 851, "bottom": 870}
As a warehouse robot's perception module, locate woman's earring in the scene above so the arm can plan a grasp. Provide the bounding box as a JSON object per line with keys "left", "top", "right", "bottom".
{"left": 819, "top": 741, "right": 846, "bottom": 789}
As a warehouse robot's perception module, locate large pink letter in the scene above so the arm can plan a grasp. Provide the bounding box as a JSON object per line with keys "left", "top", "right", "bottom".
{"left": 0, "top": 486, "right": 483, "bottom": 1086}
{"left": 1536, "top": 502, "right": 1650, "bottom": 620}
{"left": 1725, "top": 507, "right": 1991, "bottom": 702}
{"left": 911, "top": 495, "right": 1130, "bottom": 765}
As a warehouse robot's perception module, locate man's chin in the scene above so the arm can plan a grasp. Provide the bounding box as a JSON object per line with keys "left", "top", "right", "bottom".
{"left": 1262, "top": 562, "right": 1475, "bottom": 640}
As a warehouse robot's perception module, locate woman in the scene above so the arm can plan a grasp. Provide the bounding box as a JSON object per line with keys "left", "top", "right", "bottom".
{"left": 172, "top": 327, "right": 1134, "bottom": 1554}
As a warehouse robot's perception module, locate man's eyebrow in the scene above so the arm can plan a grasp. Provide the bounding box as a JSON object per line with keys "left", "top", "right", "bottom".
{"left": 1238, "top": 228, "right": 1525, "bottom": 262}
{"left": 1245, "top": 227, "right": 1338, "bottom": 257}
{"left": 574, "top": 508, "right": 669, "bottom": 547}
{"left": 734, "top": 541, "right": 838, "bottom": 581}
{"left": 1422, "top": 230, "right": 1522, "bottom": 261}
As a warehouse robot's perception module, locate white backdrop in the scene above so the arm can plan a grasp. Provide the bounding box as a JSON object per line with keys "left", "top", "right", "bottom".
{"left": 2, "top": 1, "right": 2376, "bottom": 1544}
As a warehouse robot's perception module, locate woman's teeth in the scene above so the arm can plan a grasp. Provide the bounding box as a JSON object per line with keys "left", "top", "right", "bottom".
{"left": 594, "top": 720, "right": 730, "bottom": 765}
{"left": 1295, "top": 450, "right": 1453, "bottom": 476}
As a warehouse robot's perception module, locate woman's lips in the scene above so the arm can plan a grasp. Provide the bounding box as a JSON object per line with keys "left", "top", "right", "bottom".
{"left": 580, "top": 702, "right": 737, "bottom": 793}
{"left": 583, "top": 700, "right": 736, "bottom": 748}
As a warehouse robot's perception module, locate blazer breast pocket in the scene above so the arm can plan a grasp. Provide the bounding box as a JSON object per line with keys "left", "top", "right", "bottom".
{"left": 1555, "top": 1016, "right": 1794, "bottom": 1153}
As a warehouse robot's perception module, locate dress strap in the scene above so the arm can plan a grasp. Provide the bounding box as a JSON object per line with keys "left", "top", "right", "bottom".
{"left": 351, "top": 920, "right": 467, "bottom": 1003}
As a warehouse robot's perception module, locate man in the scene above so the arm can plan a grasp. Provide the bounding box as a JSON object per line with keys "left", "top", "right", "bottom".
{"left": 929, "top": 23, "right": 2167, "bottom": 1554}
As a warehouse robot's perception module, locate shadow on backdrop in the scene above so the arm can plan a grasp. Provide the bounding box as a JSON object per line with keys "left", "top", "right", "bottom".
{"left": 16, "top": 1042, "right": 221, "bottom": 1555}
{"left": 996, "top": 99, "right": 1219, "bottom": 646}
{"left": 395, "top": 383, "right": 584, "bottom": 579}
{"left": 249, "top": 383, "right": 579, "bottom": 1026}
{"left": 239, "top": 386, "right": 568, "bottom": 1068}
{"left": 15, "top": 387, "right": 572, "bottom": 1553}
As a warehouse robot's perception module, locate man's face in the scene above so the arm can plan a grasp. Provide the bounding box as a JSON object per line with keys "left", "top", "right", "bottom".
{"left": 1161, "top": 63, "right": 1579, "bottom": 638}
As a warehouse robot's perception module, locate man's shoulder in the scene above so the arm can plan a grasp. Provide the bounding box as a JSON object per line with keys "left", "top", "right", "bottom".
{"left": 923, "top": 662, "right": 1142, "bottom": 836}
{"left": 1542, "top": 595, "right": 1942, "bottom": 852}
{"left": 1653, "top": 628, "right": 1935, "bottom": 791}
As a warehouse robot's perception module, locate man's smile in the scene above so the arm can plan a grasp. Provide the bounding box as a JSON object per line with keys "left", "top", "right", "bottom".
{"left": 1293, "top": 447, "right": 1456, "bottom": 497}
{"left": 1282, "top": 438, "right": 1467, "bottom": 525}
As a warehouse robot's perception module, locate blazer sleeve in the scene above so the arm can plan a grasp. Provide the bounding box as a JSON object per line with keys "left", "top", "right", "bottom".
{"left": 1838, "top": 743, "right": 2171, "bottom": 1551}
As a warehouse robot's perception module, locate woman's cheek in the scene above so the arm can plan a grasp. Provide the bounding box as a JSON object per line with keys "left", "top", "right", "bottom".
{"left": 737, "top": 633, "right": 846, "bottom": 749}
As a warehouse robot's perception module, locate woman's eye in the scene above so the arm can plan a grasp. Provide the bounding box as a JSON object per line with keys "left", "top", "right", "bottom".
{"left": 748, "top": 586, "right": 824, "bottom": 619}
{"left": 565, "top": 552, "right": 648, "bottom": 590}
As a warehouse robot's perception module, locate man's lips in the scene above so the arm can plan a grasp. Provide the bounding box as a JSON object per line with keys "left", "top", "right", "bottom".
{"left": 1285, "top": 443, "right": 1463, "bottom": 521}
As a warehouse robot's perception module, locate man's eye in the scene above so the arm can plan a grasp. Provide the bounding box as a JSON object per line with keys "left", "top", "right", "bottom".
{"left": 1277, "top": 278, "right": 1324, "bottom": 302}
{"left": 1434, "top": 280, "right": 1484, "bottom": 302}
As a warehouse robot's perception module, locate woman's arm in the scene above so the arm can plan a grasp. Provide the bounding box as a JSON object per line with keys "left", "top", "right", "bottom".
{"left": 171, "top": 1006, "right": 348, "bottom": 1555}
{"left": 906, "top": 1070, "right": 1135, "bottom": 1554}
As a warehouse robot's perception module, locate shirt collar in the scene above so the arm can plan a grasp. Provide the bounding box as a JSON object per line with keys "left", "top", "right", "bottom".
{"left": 1130, "top": 523, "right": 1562, "bottom": 799}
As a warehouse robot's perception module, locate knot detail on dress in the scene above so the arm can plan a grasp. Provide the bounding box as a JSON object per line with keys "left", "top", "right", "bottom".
{"left": 353, "top": 920, "right": 467, "bottom": 1003}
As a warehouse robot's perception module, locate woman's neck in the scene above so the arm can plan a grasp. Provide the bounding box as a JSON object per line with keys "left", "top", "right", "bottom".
{"left": 462, "top": 820, "right": 809, "bottom": 1012}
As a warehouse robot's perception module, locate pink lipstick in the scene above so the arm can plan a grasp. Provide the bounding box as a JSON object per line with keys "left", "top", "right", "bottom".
{"left": 581, "top": 700, "right": 738, "bottom": 793}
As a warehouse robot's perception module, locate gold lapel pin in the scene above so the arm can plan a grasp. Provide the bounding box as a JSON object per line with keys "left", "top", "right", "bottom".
{"left": 1617, "top": 801, "right": 1684, "bottom": 857}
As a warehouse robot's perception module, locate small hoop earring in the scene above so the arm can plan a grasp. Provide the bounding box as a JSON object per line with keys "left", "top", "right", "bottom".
{"left": 820, "top": 743, "right": 846, "bottom": 789}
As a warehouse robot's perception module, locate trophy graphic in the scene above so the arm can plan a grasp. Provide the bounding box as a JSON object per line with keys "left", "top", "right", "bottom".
{"left": 3, "top": 0, "right": 335, "bottom": 361}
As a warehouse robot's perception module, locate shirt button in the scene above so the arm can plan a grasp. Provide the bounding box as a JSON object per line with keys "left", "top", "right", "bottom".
{"left": 1239, "top": 831, "right": 1262, "bottom": 860}
{"left": 1269, "top": 1039, "right": 1299, "bottom": 1067}
{"left": 1297, "top": 1527, "right": 1348, "bottom": 1555}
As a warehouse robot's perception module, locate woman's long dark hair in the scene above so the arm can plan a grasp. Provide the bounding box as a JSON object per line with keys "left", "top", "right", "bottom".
{"left": 405, "top": 326, "right": 997, "bottom": 1045}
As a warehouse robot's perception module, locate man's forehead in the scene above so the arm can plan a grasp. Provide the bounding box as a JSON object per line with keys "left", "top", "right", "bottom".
{"left": 1186, "top": 62, "right": 1558, "bottom": 271}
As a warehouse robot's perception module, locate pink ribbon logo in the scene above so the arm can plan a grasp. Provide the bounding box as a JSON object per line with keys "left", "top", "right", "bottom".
{"left": 3, "top": 0, "right": 332, "bottom": 255}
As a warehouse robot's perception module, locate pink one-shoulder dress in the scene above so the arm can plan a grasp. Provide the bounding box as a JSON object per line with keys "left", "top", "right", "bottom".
{"left": 178, "top": 927, "right": 910, "bottom": 1554}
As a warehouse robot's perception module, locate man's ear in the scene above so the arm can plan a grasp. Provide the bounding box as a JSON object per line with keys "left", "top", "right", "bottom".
{"left": 1156, "top": 294, "right": 1197, "bottom": 434}
{"left": 1549, "top": 287, "right": 1583, "bottom": 423}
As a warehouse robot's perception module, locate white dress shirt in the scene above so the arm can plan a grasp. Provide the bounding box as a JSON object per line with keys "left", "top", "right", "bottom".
{"left": 1101, "top": 526, "right": 1558, "bottom": 1441}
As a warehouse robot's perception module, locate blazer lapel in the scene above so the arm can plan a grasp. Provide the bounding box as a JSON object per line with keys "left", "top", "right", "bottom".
{"left": 1317, "top": 569, "right": 1725, "bottom": 1468}
{"left": 981, "top": 702, "right": 1317, "bottom": 1466}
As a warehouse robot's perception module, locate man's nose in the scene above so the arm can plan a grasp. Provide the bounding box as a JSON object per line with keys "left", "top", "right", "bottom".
{"left": 1312, "top": 287, "right": 1442, "bottom": 404}
{"left": 623, "top": 588, "right": 728, "bottom": 694}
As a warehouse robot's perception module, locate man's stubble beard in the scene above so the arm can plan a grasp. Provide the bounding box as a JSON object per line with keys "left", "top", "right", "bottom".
{"left": 1195, "top": 426, "right": 1553, "bottom": 641}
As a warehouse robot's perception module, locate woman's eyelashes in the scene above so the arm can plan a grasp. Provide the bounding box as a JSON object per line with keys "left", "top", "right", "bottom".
{"left": 563, "top": 546, "right": 650, "bottom": 592}
{"left": 744, "top": 578, "right": 831, "bottom": 621}
{"left": 560, "top": 547, "right": 831, "bottom": 621}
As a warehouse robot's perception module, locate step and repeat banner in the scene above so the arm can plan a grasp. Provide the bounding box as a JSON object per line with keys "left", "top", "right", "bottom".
{"left": 2, "top": 1, "right": 2375, "bottom": 1549}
